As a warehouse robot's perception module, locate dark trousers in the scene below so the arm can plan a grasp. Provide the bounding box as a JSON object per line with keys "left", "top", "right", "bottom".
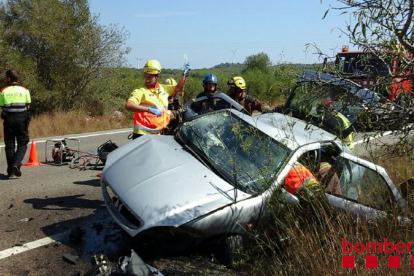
{"left": 3, "top": 113, "right": 30, "bottom": 171}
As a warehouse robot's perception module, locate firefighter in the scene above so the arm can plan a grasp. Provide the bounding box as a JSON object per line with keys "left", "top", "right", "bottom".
{"left": 316, "top": 101, "right": 355, "bottom": 150}
{"left": 0, "top": 69, "right": 31, "bottom": 177}
{"left": 125, "top": 60, "right": 191, "bottom": 139}
{"left": 284, "top": 162, "right": 322, "bottom": 195}
{"left": 163, "top": 77, "right": 184, "bottom": 109}
{"left": 227, "top": 76, "right": 272, "bottom": 114}
{"left": 164, "top": 77, "right": 179, "bottom": 109}
{"left": 162, "top": 77, "right": 186, "bottom": 135}
{"left": 196, "top": 73, "right": 220, "bottom": 98}
{"left": 163, "top": 77, "right": 177, "bottom": 86}
{"left": 195, "top": 73, "right": 229, "bottom": 113}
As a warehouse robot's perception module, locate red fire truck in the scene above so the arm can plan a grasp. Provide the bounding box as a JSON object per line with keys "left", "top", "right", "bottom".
{"left": 334, "top": 46, "right": 412, "bottom": 102}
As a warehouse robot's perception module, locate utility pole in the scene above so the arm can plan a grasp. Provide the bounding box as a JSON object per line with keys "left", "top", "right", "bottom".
{"left": 231, "top": 49, "right": 237, "bottom": 64}
{"left": 136, "top": 57, "right": 142, "bottom": 69}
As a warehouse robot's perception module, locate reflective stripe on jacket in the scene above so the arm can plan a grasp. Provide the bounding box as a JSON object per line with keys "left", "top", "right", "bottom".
{"left": 128, "top": 84, "right": 171, "bottom": 135}
{"left": 285, "top": 162, "right": 319, "bottom": 194}
{"left": 322, "top": 112, "right": 354, "bottom": 149}
{"left": 0, "top": 85, "right": 31, "bottom": 113}
{"left": 335, "top": 112, "right": 354, "bottom": 149}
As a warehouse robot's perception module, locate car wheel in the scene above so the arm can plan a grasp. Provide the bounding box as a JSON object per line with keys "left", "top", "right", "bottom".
{"left": 218, "top": 235, "right": 244, "bottom": 266}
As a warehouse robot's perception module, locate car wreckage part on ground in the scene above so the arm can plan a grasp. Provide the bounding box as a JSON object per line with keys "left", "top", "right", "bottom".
{"left": 82, "top": 250, "right": 163, "bottom": 276}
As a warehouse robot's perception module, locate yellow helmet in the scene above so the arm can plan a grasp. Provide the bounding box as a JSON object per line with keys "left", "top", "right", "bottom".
{"left": 143, "top": 60, "right": 162, "bottom": 74}
{"left": 163, "top": 77, "right": 177, "bottom": 86}
{"left": 227, "top": 76, "right": 246, "bottom": 90}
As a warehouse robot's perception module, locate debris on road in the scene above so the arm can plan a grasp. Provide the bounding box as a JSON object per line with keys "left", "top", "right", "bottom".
{"left": 18, "top": 217, "right": 33, "bottom": 222}
{"left": 118, "top": 249, "right": 164, "bottom": 276}
{"left": 92, "top": 222, "right": 103, "bottom": 235}
{"left": 69, "top": 226, "right": 85, "bottom": 243}
{"left": 81, "top": 250, "right": 164, "bottom": 276}
{"left": 62, "top": 253, "right": 79, "bottom": 264}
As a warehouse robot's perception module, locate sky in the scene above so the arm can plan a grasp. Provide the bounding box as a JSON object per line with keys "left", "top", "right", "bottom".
{"left": 88, "top": 0, "right": 352, "bottom": 69}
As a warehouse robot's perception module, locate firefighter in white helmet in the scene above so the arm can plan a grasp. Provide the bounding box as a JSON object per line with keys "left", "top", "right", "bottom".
{"left": 125, "top": 59, "right": 191, "bottom": 139}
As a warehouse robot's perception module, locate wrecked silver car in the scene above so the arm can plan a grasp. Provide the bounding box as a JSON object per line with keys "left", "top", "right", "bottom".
{"left": 101, "top": 109, "right": 405, "bottom": 263}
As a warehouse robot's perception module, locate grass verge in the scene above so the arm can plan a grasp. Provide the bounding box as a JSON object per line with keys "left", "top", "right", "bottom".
{"left": 0, "top": 110, "right": 132, "bottom": 141}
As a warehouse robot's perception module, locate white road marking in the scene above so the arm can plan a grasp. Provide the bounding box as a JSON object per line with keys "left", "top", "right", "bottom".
{"left": 0, "top": 230, "right": 70, "bottom": 260}
{"left": 353, "top": 130, "right": 393, "bottom": 145}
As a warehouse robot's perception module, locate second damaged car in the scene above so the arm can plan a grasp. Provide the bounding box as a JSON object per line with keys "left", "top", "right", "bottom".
{"left": 101, "top": 109, "right": 405, "bottom": 264}
{"left": 278, "top": 70, "right": 413, "bottom": 131}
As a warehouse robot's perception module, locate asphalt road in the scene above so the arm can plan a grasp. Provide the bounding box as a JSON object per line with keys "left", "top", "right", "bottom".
{"left": 0, "top": 129, "right": 133, "bottom": 276}
{"left": 0, "top": 127, "right": 410, "bottom": 275}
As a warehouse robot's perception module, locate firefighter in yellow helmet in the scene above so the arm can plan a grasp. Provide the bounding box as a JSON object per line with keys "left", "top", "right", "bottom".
{"left": 227, "top": 76, "right": 272, "bottom": 114}
{"left": 163, "top": 77, "right": 177, "bottom": 86}
{"left": 125, "top": 59, "right": 191, "bottom": 139}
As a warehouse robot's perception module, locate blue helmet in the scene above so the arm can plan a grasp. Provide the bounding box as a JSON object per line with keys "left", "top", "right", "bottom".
{"left": 203, "top": 73, "right": 218, "bottom": 88}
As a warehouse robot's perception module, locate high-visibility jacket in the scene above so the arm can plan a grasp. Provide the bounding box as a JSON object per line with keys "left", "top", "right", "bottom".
{"left": 0, "top": 84, "right": 31, "bottom": 113}
{"left": 128, "top": 83, "right": 175, "bottom": 135}
{"left": 285, "top": 162, "right": 319, "bottom": 194}
{"left": 322, "top": 112, "right": 354, "bottom": 150}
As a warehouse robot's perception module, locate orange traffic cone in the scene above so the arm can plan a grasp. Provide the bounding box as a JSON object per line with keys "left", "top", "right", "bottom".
{"left": 24, "top": 140, "right": 43, "bottom": 167}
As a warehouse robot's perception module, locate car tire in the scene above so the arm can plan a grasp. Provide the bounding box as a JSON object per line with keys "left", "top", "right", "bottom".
{"left": 218, "top": 235, "right": 244, "bottom": 267}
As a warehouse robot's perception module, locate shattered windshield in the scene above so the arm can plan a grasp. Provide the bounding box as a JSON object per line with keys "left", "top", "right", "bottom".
{"left": 179, "top": 111, "right": 291, "bottom": 194}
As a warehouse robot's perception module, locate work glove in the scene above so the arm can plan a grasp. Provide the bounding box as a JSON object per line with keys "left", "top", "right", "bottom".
{"left": 148, "top": 107, "right": 162, "bottom": 117}
{"left": 183, "top": 62, "right": 191, "bottom": 76}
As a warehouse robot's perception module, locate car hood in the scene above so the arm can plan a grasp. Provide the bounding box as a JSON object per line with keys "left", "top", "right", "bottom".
{"left": 102, "top": 135, "right": 251, "bottom": 231}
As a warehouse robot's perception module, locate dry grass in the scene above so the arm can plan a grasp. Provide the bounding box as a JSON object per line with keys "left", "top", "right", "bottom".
{"left": 0, "top": 110, "right": 132, "bottom": 141}
{"left": 245, "top": 144, "right": 414, "bottom": 275}
{"left": 246, "top": 194, "right": 414, "bottom": 275}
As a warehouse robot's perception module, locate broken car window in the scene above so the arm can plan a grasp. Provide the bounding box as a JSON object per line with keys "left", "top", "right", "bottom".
{"left": 179, "top": 110, "right": 292, "bottom": 194}
{"left": 332, "top": 157, "right": 394, "bottom": 211}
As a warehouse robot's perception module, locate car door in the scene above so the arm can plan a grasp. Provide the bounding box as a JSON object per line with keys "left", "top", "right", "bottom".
{"left": 322, "top": 152, "right": 405, "bottom": 220}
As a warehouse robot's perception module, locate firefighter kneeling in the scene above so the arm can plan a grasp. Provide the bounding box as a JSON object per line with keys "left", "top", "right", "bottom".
{"left": 284, "top": 162, "right": 332, "bottom": 228}
{"left": 284, "top": 162, "right": 323, "bottom": 196}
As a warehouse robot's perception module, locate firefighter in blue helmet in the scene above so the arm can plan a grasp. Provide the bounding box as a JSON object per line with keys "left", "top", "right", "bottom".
{"left": 196, "top": 73, "right": 220, "bottom": 98}
{"left": 194, "top": 73, "right": 230, "bottom": 113}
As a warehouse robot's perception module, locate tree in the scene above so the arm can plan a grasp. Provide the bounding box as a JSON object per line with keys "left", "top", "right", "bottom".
{"left": 243, "top": 52, "right": 272, "bottom": 72}
{"left": 323, "top": 0, "right": 414, "bottom": 79}
{"left": 321, "top": 0, "right": 414, "bottom": 156}
{"left": 0, "top": 0, "right": 130, "bottom": 113}
{"left": 328, "top": 0, "right": 414, "bottom": 54}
